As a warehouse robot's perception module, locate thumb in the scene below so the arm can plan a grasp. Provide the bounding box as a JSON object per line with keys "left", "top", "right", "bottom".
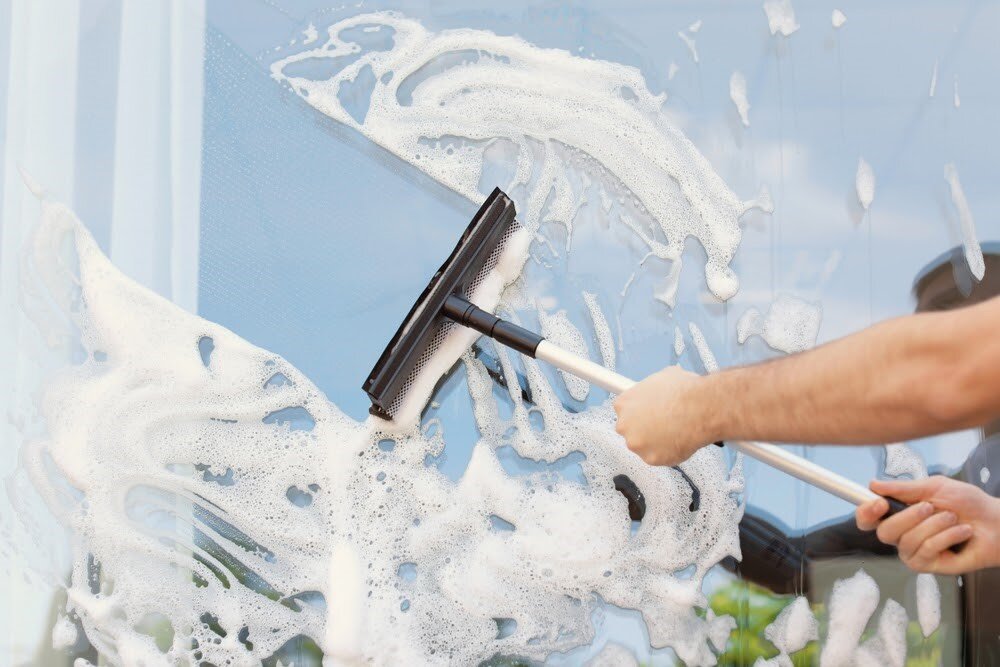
{"left": 869, "top": 477, "right": 939, "bottom": 504}
{"left": 856, "top": 497, "right": 889, "bottom": 531}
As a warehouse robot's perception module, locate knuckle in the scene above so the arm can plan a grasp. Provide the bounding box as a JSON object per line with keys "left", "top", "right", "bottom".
{"left": 918, "top": 532, "right": 949, "bottom": 559}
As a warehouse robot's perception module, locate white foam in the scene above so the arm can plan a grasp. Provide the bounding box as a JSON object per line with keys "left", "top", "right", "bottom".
{"left": 737, "top": 295, "right": 821, "bottom": 354}
{"left": 943, "top": 163, "right": 985, "bottom": 281}
{"left": 688, "top": 323, "right": 719, "bottom": 373}
{"left": 831, "top": 9, "right": 847, "bottom": 28}
{"left": 821, "top": 569, "right": 880, "bottom": 667}
{"left": 762, "top": 296, "right": 821, "bottom": 354}
{"left": 753, "top": 655, "right": 789, "bottom": 667}
{"left": 52, "top": 614, "right": 78, "bottom": 650}
{"left": 981, "top": 466, "right": 991, "bottom": 485}
{"left": 302, "top": 23, "right": 318, "bottom": 44}
{"left": 736, "top": 307, "right": 763, "bottom": 345}
{"left": 393, "top": 225, "right": 533, "bottom": 425}
{"left": 668, "top": 62, "right": 680, "bottom": 80}
{"left": 587, "top": 642, "right": 639, "bottom": 667}
{"left": 855, "top": 599, "right": 908, "bottom": 667}
{"left": 271, "top": 12, "right": 746, "bottom": 302}
{"left": 688, "top": 19, "right": 703, "bottom": 33}
{"left": 655, "top": 259, "right": 683, "bottom": 308}
{"left": 583, "top": 291, "right": 616, "bottom": 371}
{"left": 763, "top": 0, "right": 800, "bottom": 37}
{"left": 730, "top": 71, "right": 750, "bottom": 127}
{"left": 674, "top": 325, "right": 686, "bottom": 357}
{"left": 19, "top": 197, "right": 745, "bottom": 665}
{"left": 884, "top": 443, "right": 927, "bottom": 479}
{"left": 764, "top": 596, "right": 817, "bottom": 657}
{"left": 856, "top": 158, "right": 875, "bottom": 210}
{"left": 539, "top": 308, "right": 592, "bottom": 401}
{"left": 916, "top": 574, "right": 941, "bottom": 637}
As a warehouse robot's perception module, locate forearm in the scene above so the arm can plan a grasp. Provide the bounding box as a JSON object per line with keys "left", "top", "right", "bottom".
{"left": 701, "top": 299, "right": 1000, "bottom": 445}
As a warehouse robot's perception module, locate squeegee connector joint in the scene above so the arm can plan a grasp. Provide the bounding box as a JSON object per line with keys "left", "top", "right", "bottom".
{"left": 444, "top": 294, "right": 543, "bottom": 358}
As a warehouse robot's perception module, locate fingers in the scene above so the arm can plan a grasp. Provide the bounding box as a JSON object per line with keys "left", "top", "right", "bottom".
{"left": 905, "top": 524, "right": 974, "bottom": 574}
{"left": 613, "top": 394, "right": 683, "bottom": 466}
{"left": 897, "top": 511, "right": 957, "bottom": 560}
{"left": 855, "top": 498, "right": 889, "bottom": 531}
{"left": 875, "top": 501, "right": 934, "bottom": 545}
{"left": 869, "top": 477, "right": 941, "bottom": 504}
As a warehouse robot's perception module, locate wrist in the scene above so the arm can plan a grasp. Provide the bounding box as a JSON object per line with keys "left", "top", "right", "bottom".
{"left": 691, "top": 372, "right": 727, "bottom": 445}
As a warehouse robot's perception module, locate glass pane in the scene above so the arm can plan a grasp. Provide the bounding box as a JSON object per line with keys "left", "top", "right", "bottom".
{"left": 3, "top": 1, "right": 997, "bottom": 665}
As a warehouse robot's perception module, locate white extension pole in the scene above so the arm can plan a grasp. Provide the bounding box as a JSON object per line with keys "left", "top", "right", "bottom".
{"left": 534, "top": 340, "right": 883, "bottom": 508}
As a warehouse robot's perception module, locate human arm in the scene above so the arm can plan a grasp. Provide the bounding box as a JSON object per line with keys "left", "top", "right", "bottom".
{"left": 855, "top": 476, "right": 1000, "bottom": 574}
{"left": 613, "top": 296, "right": 1000, "bottom": 466}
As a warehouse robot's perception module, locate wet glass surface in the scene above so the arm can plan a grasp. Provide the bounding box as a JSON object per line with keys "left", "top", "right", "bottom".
{"left": 3, "top": 0, "right": 999, "bottom": 664}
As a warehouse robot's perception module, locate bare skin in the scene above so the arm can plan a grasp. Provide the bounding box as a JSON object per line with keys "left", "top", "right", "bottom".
{"left": 855, "top": 477, "right": 1000, "bottom": 575}
{"left": 613, "top": 295, "right": 1000, "bottom": 574}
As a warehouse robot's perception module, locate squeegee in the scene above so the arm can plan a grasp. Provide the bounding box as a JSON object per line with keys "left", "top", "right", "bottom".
{"left": 362, "top": 188, "right": 912, "bottom": 518}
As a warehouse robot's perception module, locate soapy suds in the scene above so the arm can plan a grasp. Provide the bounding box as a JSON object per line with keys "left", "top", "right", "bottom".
{"left": 654, "top": 259, "right": 683, "bottom": 308}
{"left": 587, "top": 642, "right": 639, "bottom": 667}
{"left": 673, "top": 325, "right": 685, "bottom": 357}
{"left": 929, "top": 60, "right": 938, "bottom": 97}
{"left": 688, "top": 323, "right": 719, "bottom": 373}
{"left": 271, "top": 12, "right": 746, "bottom": 302}
{"left": 736, "top": 308, "right": 763, "bottom": 345}
{"left": 820, "top": 569, "right": 880, "bottom": 666}
{"left": 539, "top": 308, "right": 592, "bottom": 401}
{"left": 17, "top": 190, "right": 745, "bottom": 663}
{"left": 582, "top": 291, "right": 616, "bottom": 371}
{"left": 688, "top": 19, "right": 703, "bottom": 34}
{"left": 667, "top": 62, "right": 680, "bottom": 80}
{"left": 763, "top": 596, "right": 817, "bottom": 661}
{"left": 981, "top": 466, "right": 991, "bottom": 485}
{"left": 916, "top": 574, "right": 941, "bottom": 637}
{"left": 12, "top": 10, "right": 913, "bottom": 665}
{"left": 883, "top": 443, "right": 927, "bottom": 479}
{"left": 52, "top": 613, "right": 78, "bottom": 650}
{"left": 855, "top": 599, "right": 908, "bottom": 667}
{"left": 736, "top": 295, "right": 821, "bottom": 354}
{"left": 763, "top": 0, "right": 800, "bottom": 37}
{"left": 729, "top": 71, "right": 750, "bottom": 127}
{"left": 855, "top": 158, "right": 875, "bottom": 211}
{"left": 831, "top": 9, "right": 847, "bottom": 29}
{"left": 943, "top": 163, "right": 986, "bottom": 281}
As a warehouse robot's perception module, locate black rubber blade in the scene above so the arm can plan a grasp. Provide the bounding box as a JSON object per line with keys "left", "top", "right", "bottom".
{"left": 363, "top": 188, "right": 517, "bottom": 420}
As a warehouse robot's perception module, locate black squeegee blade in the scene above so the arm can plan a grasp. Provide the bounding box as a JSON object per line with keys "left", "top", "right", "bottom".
{"left": 363, "top": 188, "right": 516, "bottom": 419}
